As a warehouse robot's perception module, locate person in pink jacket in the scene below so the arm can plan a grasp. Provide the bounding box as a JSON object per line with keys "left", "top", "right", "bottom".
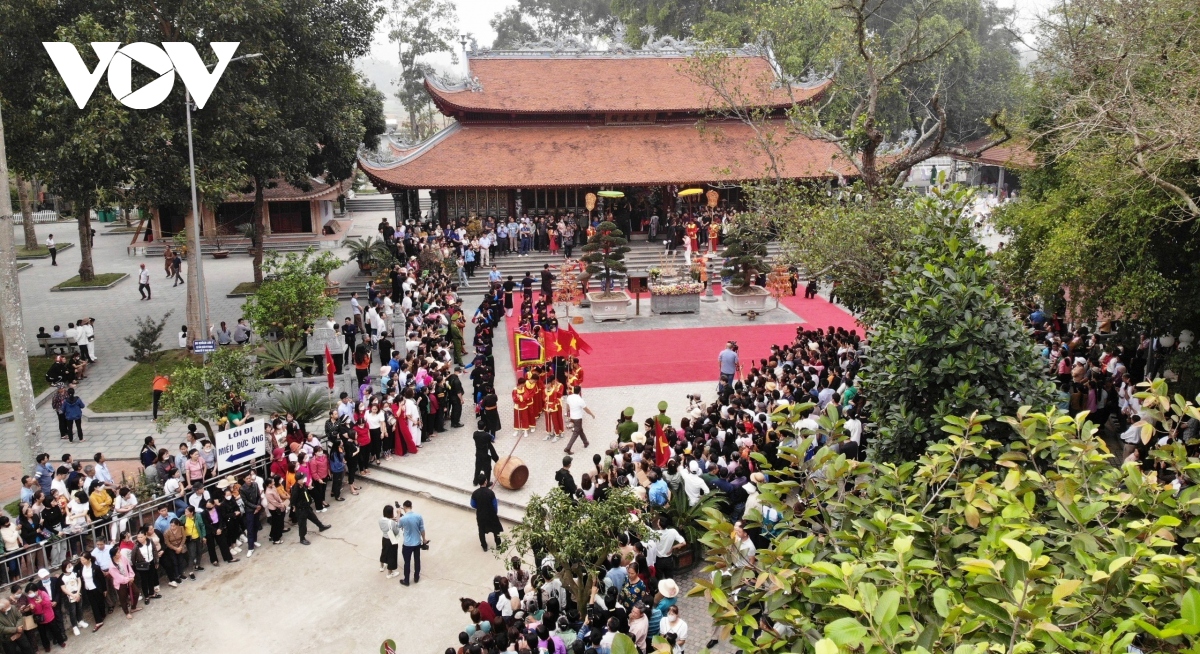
{"left": 24, "top": 583, "right": 67, "bottom": 648}
{"left": 108, "top": 549, "right": 141, "bottom": 618}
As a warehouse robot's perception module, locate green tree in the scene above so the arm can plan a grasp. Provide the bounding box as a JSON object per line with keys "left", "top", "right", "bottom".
{"left": 490, "top": 6, "right": 539, "bottom": 48}
{"left": 761, "top": 181, "right": 919, "bottom": 314}
{"left": 124, "top": 312, "right": 174, "bottom": 363}
{"left": 1031, "top": 0, "right": 1200, "bottom": 220}
{"left": 506, "top": 487, "right": 650, "bottom": 614}
{"left": 241, "top": 248, "right": 341, "bottom": 341}
{"left": 387, "top": 0, "right": 459, "bottom": 139}
{"left": 861, "top": 186, "right": 1054, "bottom": 461}
{"left": 490, "top": 0, "right": 616, "bottom": 47}
{"left": 719, "top": 212, "right": 771, "bottom": 293}
{"left": 156, "top": 347, "right": 263, "bottom": 439}
{"left": 694, "top": 381, "right": 1200, "bottom": 654}
{"left": 612, "top": 0, "right": 745, "bottom": 46}
{"left": 580, "top": 220, "right": 630, "bottom": 295}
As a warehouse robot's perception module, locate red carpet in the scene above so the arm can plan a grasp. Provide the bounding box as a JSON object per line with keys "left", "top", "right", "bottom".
{"left": 499, "top": 291, "right": 860, "bottom": 388}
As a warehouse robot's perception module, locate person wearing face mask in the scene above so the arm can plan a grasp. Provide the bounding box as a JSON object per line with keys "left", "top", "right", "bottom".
{"left": 25, "top": 580, "right": 67, "bottom": 649}
{"left": 59, "top": 560, "right": 86, "bottom": 636}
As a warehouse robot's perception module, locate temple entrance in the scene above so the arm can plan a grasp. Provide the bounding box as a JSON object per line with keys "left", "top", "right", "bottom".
{"left": 158, "top": 204, "right": 187, "bottom": 237}
{"left": 269, "top": 201, "right": 312, "bottom": 234}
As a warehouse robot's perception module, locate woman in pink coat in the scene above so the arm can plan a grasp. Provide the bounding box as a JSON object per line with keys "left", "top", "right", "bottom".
{"left": 25, "top": 582, "right": 67, "bottom": 648}
{"left": 108, "top": 549, "right": 140, "bottom": 618}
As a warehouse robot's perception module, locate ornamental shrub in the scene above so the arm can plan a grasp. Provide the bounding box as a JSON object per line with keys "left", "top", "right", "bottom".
{"left": 861, "top": 185, "right": 1055, "bottom": 462}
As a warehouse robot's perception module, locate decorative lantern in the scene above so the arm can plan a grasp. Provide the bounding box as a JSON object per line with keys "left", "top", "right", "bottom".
{"left": 585, "top": 193, "right": 597, "bottom": 212}
{"left": 1159, "top": 334, "right": 1176, "bottom": 348}
{"left": 706, "top": 189, "right": 719, "bottom": 208}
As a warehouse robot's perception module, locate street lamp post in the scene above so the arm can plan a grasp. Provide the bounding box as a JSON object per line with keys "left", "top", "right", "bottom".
{"left": 185, "top": 53, "right": 260, "bottom": 349}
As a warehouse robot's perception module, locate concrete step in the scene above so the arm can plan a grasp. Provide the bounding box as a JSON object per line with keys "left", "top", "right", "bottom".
{"left": 346, "top": 196, "right": 433, "bottom": 213}
{"left": 361, "top": 462, "right": 526, "bottom": 524}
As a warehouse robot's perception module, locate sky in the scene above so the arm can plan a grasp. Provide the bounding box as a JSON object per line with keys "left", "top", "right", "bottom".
{"left": 358, "top": 0, "right": 1059, "bottom": 118}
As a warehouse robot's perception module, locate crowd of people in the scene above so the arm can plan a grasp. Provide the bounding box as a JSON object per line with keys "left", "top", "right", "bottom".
{"left": 445, "top": 320, "right": 865, "bottom": 654}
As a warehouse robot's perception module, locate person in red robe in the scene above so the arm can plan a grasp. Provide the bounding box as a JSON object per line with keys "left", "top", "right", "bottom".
{"left": 393, "top": 399, "right": 419, "bottom": 456}
{"left": 512, "top": 378, "right": 536, "bottom": 437}
{"left": 543, "top": 379, "right": 565, "bottom": 441}
{"left": 566, "top": 359, "right": 585, "bottom": 391}
{"left": 686, "top": 221, "right": 700, "bottom": 252}
{"left": 708, "top": 221, "right": 721, "bottom": 252}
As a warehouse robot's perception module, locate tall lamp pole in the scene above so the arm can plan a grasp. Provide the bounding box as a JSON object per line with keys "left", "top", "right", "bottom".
{"left": 185, "top": 52, "right": 261, "bottom": 348}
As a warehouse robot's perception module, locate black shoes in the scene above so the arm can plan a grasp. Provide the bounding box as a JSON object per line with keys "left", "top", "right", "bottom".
{"left": 300, "top": 540, "right": 311, "bottom": 545}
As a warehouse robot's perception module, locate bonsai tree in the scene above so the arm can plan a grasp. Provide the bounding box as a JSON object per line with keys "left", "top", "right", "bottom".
{"left": 156, "top": 347, "right": 263, "bottom": 439}
{"left": 123, "top": 311, "right": 173, "bottom": 363}
{"left": 242, "top": 248, "right": 341, "bottom": 341}
{"left": 720, "top": 216, "right": 770, "bottom": 292}
{"left": 580, "top": 221, "right": 630, "bottom": 295}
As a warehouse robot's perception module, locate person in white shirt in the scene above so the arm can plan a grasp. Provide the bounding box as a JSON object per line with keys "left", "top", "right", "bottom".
{"left": 79, "top": 318, "right": 97, "bottom": 361}
{"left": 350, "top": 293, "right": 363, "bottom": 331}
{"left": 562, "top": 387, "right": 595, "bottom": 455}
{"left": 680, "top": 468, "right": 709, "bottom": 506}
{"left": 661, "top": 605, "right": 688, "bottom": 654}
{"left": 46, "top": 233, "right": 58, "bottom": 266}
{"left": 137, "top": 263, "right": 152, "bottom": 300}
{"left": 93, "top": 453, "right": 115, "bottom": 486}
{"left": 652, "top": 515, "right": 687, "bottom": 578}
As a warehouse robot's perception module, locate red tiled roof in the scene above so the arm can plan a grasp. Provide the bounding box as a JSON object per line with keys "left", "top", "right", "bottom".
{"left": 359, "top": 121, "right": 851, "bottom": 190}
{"left": 426, "top": 55, "right": 828, "bottom": 115}
{"left": 952, "top": 138, "right": 1037, "bottom": 169}
{"left": 224, "top": 178, "right": 349, "bottom": 203}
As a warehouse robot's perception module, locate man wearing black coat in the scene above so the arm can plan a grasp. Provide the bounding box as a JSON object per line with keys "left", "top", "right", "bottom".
{"left": 289, "top": 473, "right": 329, "bottom": 545}
{"left": 447, "top": 374, "right": 465, "bottom": 428}
{"left": 469, "top": 475, "right": 503, "bottom": 552}
{"left": 473, "top": 422, "right": 500, "bottom": 485}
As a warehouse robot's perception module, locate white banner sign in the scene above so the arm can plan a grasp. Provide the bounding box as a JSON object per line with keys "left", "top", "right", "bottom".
{"left": 215, "top": 419, "right": 267, "bottom": 471}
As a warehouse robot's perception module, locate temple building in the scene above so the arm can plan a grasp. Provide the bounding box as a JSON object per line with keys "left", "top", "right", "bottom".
{"left": 147, "top": 177, "right": 351, "bottom": 244}
{"left": 357, "top": 38, "right": 853, "bottom": 233}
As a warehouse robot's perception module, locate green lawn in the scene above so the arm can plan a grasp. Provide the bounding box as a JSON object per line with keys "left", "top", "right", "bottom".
{"left": 16, "top": 242, "right": 73, "bottom": 258}
{"left": 229, "top": 281, "right": 261, "bottom": 295}
{"left": 0, "top": 357, "right": 54, "bottom": 414}
{"left": 52, "top": 272, "right": 125, "bottom": 289}
{"left": 90, "top": 349, "right": 194, "bottom": 413}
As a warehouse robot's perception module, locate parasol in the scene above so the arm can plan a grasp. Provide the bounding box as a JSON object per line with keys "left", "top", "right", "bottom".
{"left": 597, "top": 190, "right": 625, "bottom": 198}
{"left": 678, "top": 188, "right": 703, "bottom": 197}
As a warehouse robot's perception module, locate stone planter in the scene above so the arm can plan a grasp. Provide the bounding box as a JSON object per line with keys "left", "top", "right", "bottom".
{"left": 212, "top": 250, "right": 230, "bottom": 259}
{"left": 723, "top": 285, "right": 770, "bottom": 314}
{"left": 650, "top": 293, "right": 700, "bottom": 314}
{"left": 586, "top": 291, "right": 632, "bottom": 321}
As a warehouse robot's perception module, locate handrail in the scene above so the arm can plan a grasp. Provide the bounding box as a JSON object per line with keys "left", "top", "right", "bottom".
{"left": 0, "top": 457, "right": 266, "bottom": 588}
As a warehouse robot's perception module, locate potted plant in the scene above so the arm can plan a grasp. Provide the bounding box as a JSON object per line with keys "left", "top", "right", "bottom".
{"left": 237, "top": 222, "right": 259, "bottom": 258}
{"left": 659, "top": 492, "right": 720, "bottom": 571}
{"left": 343, "top": 236, "right": 378, "bottom": 273}
{"left": 172, "top": 231, "right": 188, "bottom": 256}
{"left": 720, "top": 218, "right": 771, "bottom": 314}
{"left": 581, "top": 220, "right": 632, "bottom": 321}
{"left": 211, "top": 227, "right": 229, "bottom": 259}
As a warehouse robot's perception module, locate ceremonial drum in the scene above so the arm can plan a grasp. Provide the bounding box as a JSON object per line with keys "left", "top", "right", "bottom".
{"left": 495, "top": 456, "right": 529, "bottom": 490}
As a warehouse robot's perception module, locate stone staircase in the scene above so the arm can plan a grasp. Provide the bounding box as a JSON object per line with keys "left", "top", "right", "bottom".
{"left": 141, "top": 231, "right": 346, "bottom": 257}
{"left": 338, "top": 240, "right": 783, "bottom": 300}
{"left": 360, "top": 462, "right": 526, "bottom": 524}
{"left": 345, "top": 195, "right": 432, "bottom": 213}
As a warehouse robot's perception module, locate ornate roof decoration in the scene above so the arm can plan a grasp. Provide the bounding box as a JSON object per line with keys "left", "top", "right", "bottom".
{"left": 357, "top": 124, "right": 464, "bottom": 170}
{"left": 426, "top": 73, "right": 483, "bottom": 93}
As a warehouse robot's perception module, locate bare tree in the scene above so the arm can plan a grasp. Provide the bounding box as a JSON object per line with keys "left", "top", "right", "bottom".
{"left": 685, "top": 0, "right": 1016, "bottom": 195}
{"left": 1033, "top": 0, "right": 1200, "bottom": 219}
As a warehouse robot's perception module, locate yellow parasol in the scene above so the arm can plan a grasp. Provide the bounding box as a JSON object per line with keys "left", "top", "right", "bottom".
{"left": 678, "top": 188, "right": 703, "bottom": 197}
{"left": 597, "top": 190, "right": 625, "bottom": 198}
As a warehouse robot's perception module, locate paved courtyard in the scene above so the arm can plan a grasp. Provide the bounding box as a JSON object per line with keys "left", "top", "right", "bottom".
{"left": 3, "top": 211, "right": 794, "bottom": 652}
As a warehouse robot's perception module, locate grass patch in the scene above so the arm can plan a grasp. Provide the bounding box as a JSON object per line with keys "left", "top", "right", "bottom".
{"left": 0, "top": 357, "right": 54, "bottom": 414}
{"left": 52, "top": 272, "right": 125, "bottom": 289}
{"left": 3, "top": 500, "right": 18, "bottom": 518}
{"left": 16, "top": 242, "right": 73, "bottom": 259}
{"left": 229, "top": 281, "right": 261, "bottom": 295}
{"left": 89, "top": 349, "right": 194, "bottom": 413}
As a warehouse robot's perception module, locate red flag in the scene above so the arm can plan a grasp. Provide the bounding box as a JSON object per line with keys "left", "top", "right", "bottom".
{"left": 554, "top": 328, "right": 577, "bottom": 357}
{"left": 566, "top": 325, "right": 593, "bottom": 355}
{"left": 324, "top": 346, "right": 336, "bottom": 390}
{"left": 654, "top": 419, "right": 670, "bottom": 467}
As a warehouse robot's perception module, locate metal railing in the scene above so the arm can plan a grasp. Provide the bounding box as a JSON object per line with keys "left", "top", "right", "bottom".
{"left": 0, "top": 457, "right": 266, "bottom": 588}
